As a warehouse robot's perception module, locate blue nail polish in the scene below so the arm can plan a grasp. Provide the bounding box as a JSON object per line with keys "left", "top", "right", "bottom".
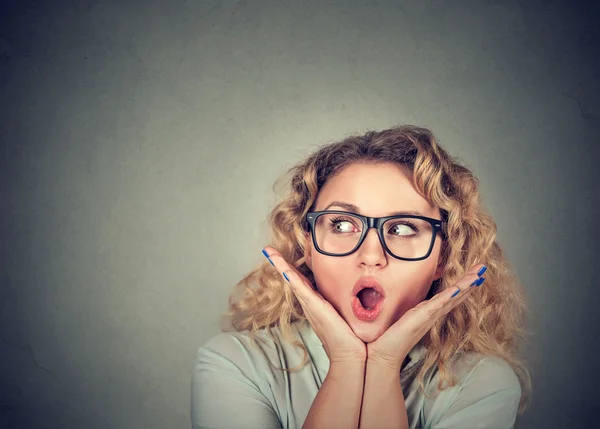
{"left": 470, "top": 279, "right": 479, "bottom": 286}
{"left": 283, "top": 272, "right": 290, "bottom": 282}
{"left": 476, "top": 277, "right": 486, "bottom": 287}
{"left": 477, "top": 266, "right": 487, "bottom": 276}
{"left": 262, "top": 249, "right": 275, "bottom": 267}
{"left": 451, "top": 288, "right": 460, "bottom": 298}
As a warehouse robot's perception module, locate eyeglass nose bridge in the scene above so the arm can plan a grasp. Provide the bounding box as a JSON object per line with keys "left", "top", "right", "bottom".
{"left": 360, "top": 216, "right": 386, "bottom": 249}
{"left": 367, "top": 216, "right": 379, "bottom": 229}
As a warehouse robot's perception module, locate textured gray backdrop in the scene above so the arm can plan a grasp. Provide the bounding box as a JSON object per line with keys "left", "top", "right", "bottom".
{"left": 1, "top": 1, "right": 598, "bottom": 428}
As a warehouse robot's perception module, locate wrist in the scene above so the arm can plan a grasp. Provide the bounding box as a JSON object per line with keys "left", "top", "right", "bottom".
{"left": 366, "top": 353, "right": 407, "bottom": 374}
{"left": 326, "top": 345, "right": 367, "bottom": 364}
{"left": 327, "top": 359, "right": 366, "bottom": 379}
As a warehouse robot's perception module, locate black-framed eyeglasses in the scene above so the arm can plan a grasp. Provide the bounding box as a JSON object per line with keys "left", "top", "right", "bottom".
{"left": 305, "top": 210, "right": 446, "bottom": 261}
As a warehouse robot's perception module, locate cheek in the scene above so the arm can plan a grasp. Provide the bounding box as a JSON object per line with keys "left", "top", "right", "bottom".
{"left": 389, "top": 262, "right": 438, "bottom": 318}
{"left": 309, "top": 254, "right": 351, "bottom": 306}
{"left": 398, "top": 261, "right": 437, "bottom": 295}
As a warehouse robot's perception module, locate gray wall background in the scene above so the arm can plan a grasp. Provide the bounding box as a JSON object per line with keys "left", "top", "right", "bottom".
{"left": 1, "top": 1, "right": 598, "bottom": 428}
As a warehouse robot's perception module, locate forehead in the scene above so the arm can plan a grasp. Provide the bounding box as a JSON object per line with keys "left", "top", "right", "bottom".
{"left": 315, "top": 163, "right": 440, "bottom": 218}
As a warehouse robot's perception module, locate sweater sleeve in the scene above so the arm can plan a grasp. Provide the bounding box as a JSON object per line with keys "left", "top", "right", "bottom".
{"left": 429, "top": 356, "right": 522, "bottom": 429}
{"left": 190, "top": 334, "right": 281, "bottom": 429}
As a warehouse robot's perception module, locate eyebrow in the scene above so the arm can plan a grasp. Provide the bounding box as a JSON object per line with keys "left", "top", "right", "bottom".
{"left": 322, "top": 201, "right": 427, "bottom": 217}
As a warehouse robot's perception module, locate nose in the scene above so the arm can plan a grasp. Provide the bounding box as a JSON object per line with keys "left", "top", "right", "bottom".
{"left": 356, "top": 227, "right": 387, "bottom": 267}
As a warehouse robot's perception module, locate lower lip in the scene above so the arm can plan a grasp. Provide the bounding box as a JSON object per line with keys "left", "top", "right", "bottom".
{"left": 351, "top": 296, "right": 385, "bottom": 321}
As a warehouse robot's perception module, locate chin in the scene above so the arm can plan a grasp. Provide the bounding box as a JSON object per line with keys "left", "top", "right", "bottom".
{"left": 349, "top": 321, "right": 389, "bottom": 343}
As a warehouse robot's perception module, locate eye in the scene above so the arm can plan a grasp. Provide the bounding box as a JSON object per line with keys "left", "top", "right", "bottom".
{"left": 389, "top": 221, "right": 420, "bottom": 236}
{"left": 329, "top": 217, "right": 360, "bottom": 233}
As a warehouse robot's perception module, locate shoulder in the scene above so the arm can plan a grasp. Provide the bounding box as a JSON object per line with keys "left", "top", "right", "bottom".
{"left": 456, "top": 353, "right": 521, "bottom": 394}
{"left": 419, "top": 353, "right": 522, "bottom": 428}
{"left": 196, "top": 329, "right": 276, "bottom": 375}
{"left": 195, "top": 323, "right": 311, "bottom": 379}
{"left": 191, "top": 328, "right": 300, "bottom": 429}
{"left": 420, "top": 351, "right": 521, "bottom": 399}
{"left": 200, "top": 329, "right": 277, "bottom": 359}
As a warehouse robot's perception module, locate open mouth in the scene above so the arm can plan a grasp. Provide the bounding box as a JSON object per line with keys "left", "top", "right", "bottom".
{"left": 356, "top": 287, "right": 384, "bottom": 310}
{"left": 351, "top": 284, "right": 385, "bottom": 321}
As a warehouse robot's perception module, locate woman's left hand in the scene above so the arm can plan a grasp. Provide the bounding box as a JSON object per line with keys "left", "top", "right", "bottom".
{"left": 366, "top": 264, "right": 487, "bottom": 371}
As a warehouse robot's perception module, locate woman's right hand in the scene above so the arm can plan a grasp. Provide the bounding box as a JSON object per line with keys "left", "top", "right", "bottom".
{"left": 262, "top": 246, "right": 367, "bottom": 364}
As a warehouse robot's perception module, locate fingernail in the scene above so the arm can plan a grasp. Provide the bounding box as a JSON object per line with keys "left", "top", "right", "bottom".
{"left": 476, "top": 277, "right": 486, "bottom": 287}
{"left": 451, "top": 288, "right": 460, "bottom": 298}
{"left": 470, "top": 278, "right": 479, "bottom": 286}
{"left": 262, "top": 249, "right": 275, "bottom": 267}
{"left": 282, "top": 272, "right": 290, "bottom": 282}
{"left": 477, "top": 265, "right": 487, "bottom": 276}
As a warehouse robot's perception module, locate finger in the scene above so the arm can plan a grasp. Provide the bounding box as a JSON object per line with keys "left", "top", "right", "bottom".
{"left": 280, "top": 267, "right": 344, "bottom": 337}
{"left": 263, "top": 247, "right": 311, "bottom": 283}
{"left": 409, "top": 288, "right": 472, "bottom": 331}
{"left": 389, "top": 269, "right": 487, "bottom": 334}
{"left": 282, "top": 269, "right": 329, "bottom": 311}
{"left": 429, "top": 274, "right": 478, "bottom": 304}
{"left": 449, "top": 264, "right": 488, "bottom": 296}
{"left": 262, "top": 246, "right": 298, "bottom": 280}
{"left": 262, "top": 247, "right": 321, "bottom": 303}
{"left": 424, "top": 274, "right": 486, "bottom": 320}
{"left": 467, "top": 263, "right": 488, "bottom": 277}
{"left": 440, "top": 276, "right": 485, "bottom": 315}
{"left": 429, "top": 263, "right": 487, "bottom": 300}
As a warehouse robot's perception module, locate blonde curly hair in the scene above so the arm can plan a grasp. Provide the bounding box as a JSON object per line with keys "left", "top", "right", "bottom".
{"left": 223, "top": 124, "right": 532, "bottom": 414}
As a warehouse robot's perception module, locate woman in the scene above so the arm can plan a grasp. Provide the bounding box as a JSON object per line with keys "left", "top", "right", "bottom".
{"left": 191, "top": 125, "right": 532, "bottom": 429}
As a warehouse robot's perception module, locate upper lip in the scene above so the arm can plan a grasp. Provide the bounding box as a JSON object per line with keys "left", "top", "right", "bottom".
{"left": 352, "top": 276, "right": 386, "bottom": 298}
